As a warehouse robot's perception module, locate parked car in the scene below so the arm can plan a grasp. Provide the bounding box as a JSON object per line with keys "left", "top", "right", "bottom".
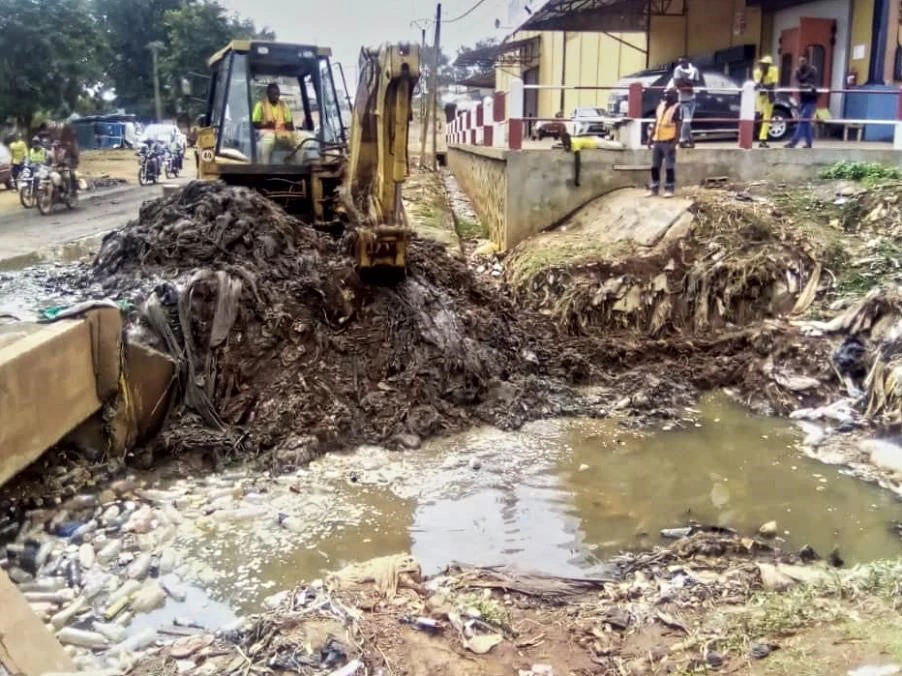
{"left": 569, "top": 107, "right": 608, "bottom": 136}
{"left": 532, "top": 118, "right": 567, "bottom": 140}
{"left": 604, "top": 67, "right": 798, "bottom": 142}
{"left": 0, "top": 144, "right": 13, "bottom": 190}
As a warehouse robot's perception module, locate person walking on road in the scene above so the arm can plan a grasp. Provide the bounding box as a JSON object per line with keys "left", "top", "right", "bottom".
{"left": 667, "top": 56, "right": 700, "bottom": 148}
{"left": 8, "top": 134, "right": 27, "bottom": 182}
{"left": 785, "top": 55, "right": 818, "bottom": 149}
{"left": 646, "top": 88, "right": 681, "bottom": 199}
{"left": 753, "top": 55, "right": 779, "bottom": 148}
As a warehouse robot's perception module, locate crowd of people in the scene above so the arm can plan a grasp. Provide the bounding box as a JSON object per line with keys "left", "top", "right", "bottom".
{"left": 647, "top": 52, "right": 821, "bottom": 198}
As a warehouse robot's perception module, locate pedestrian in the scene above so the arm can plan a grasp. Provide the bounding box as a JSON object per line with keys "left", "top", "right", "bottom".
{"left": 753, "top": 54, "right": 779, "bottom": 148}
{"left": 646, "top": 88, "right": 681, "bottom": 198}
{"left": 785, "top": 55, "right": 818, "bottom": 149}
{"left": 667, "top": 56, "right": 700, "bottom": 148}
{"left": 8, "top": 134, "right": 26, "bottom": 182}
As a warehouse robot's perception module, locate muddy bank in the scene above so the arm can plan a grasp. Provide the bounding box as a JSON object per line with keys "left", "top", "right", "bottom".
{"left": 127, "top": 531, "right": 902, "bottom": 676}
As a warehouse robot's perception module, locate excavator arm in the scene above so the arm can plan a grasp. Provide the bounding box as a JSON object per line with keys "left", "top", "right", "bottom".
{"left": 342, "top": 42, "right": 420, "bottom": 275}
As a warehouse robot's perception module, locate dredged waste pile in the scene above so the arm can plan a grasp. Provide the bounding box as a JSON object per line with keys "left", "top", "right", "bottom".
{"left": 91, "top": 181, "right": 594, "bottom": 463}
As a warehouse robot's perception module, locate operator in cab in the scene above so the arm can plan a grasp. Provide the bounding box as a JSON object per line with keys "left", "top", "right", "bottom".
{"left": 253, "top": 83, "right": 295, "bottom": 164}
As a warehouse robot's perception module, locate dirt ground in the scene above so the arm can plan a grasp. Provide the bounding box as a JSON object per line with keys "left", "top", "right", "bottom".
{"left": 0, "top": 149, "right": 173, "bottom": 214}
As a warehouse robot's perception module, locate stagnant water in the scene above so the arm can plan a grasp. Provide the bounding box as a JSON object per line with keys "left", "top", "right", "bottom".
{"left": 129, "top": 392, "right": 902, "bottom": 632}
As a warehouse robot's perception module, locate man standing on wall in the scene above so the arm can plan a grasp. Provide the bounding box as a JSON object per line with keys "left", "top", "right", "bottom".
{"left": 753, "top": 55, "right": 779, "bottom": 148}
{"left": 646, "top": 88, "right": 682, "bottom": 198}
{"left": 667, "top": 56, "right": 700, "bottom": 148}
{"left": 785, "top": 55, "right": 818, "bottom": 149}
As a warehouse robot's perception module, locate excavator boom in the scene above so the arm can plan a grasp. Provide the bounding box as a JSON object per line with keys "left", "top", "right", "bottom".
{"left": 343, "top": 43, "right": 420, "bottom": 274}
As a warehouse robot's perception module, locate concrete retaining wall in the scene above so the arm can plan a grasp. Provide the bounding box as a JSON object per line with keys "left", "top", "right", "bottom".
{"left": 450, "top": 144, "right": 902, "bottom": 251}
{"left": 447, "top": 147, "right": 508, "bottom": 248}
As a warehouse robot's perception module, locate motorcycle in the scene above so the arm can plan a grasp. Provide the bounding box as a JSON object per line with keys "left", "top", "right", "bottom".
{"left": 137, "top": 142, "right": 162, "bottom": 185}
{"left": 36, "top": 165, "right": 78, "bottom": 215}
{"left": 163, "top": 146, "right": 183, "bottom": 179}
{"left": 17, "top": 160, "right": 47, "bottom": 209}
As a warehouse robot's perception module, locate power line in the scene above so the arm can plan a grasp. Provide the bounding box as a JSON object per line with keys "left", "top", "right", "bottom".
{"left": 443, "top": 0, "right": 489, "bottom": 23}
{"left": 411, "top": 0, "right": 489, "bottom": 28}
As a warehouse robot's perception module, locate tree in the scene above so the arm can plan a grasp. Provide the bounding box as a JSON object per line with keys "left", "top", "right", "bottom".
{"left": 448, "top": 38, "right": 499, "bottom": 85}
{"left": 0, "top": 0, "right": 108, "bottom": 128}
{"left": 93, "top": 0, "right": 183, "bottom": 117}
{"left": 160, "top": 1, "right": 274, "bottom": 119}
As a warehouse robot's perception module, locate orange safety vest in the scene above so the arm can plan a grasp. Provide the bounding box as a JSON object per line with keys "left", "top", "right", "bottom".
{"left": 261, "top": 100, "right": 290, "bottom": 130}
{"left": 652, "top": 101, "right": 678, "bottom": 142}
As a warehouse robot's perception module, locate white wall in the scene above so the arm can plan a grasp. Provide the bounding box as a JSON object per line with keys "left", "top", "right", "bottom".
{"left": 772, "top": 0, "right": 852, "bottom": 116}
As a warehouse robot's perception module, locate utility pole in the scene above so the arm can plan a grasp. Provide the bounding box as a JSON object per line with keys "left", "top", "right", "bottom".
{"left": 430, "top": 3, "right": 442, "bottom": 170}
{"left": 148, "top": 41, "right": 165, "bottom": 122}
{"left": 418, "top": 27, "right": 429, "bottom": 168}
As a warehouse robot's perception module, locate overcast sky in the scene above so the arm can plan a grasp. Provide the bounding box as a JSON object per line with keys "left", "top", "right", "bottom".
{"left": 217, "top": 0, "right": 525, "bottom": 76}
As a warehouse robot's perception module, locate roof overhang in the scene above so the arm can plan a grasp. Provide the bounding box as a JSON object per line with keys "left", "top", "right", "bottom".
{"left": 517, "top": 0, "right": 687, "bottom": 33}
{"left": 456, "top": 71, "right": 496, "bottom": 89}
{"left": 453, "top": 37, "right": 540, "bottom": 69}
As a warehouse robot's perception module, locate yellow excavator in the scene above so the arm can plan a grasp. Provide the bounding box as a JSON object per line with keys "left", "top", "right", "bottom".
{"left": 195, "top": 40, "right": 420, "bottom": 275}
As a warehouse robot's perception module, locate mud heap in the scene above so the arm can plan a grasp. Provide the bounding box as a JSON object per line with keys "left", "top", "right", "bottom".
{"left": 505, "top": 189, "right": 824, "bottom": 336}
{"left": 91, "top": 181, "right": 593, "bottom": 463}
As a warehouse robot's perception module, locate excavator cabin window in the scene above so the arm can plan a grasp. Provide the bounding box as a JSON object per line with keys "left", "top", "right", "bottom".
{"left": 207, "top": 42, "right": 347, "bottom": 166}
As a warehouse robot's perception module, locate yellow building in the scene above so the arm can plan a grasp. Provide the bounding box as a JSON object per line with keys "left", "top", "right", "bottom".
{"left": 493, "top": 31, "right": 647, "bottom": 120}
{"left": 498, "top": 0, "right": 899, "bottom": 132}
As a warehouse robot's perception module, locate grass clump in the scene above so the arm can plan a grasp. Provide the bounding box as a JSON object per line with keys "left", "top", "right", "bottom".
{"left": 819, "top": 161, "right": 902, "bottom": 185}
{"left": 456, "top": 217, "right": 489, "bottom": 240}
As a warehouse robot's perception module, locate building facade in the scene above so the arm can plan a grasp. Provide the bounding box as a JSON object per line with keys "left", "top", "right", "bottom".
{"left": 496, "top": 0, "right": 899, "bottom": 128}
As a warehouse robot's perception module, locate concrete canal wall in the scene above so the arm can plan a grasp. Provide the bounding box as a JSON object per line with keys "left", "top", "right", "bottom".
{"left": 449, "top": 144, "right": 902, "bottom": 251}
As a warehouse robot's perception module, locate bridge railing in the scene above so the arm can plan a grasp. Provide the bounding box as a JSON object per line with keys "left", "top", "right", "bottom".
{"left": 445, "top": 78, "right": 902, "bottom": 151}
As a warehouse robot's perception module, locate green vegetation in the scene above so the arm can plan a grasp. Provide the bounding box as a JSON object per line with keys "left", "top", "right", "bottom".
{"left": 819, "top": 161, "right": 902, "bottom": 184}
{"left": 455, "top": 216, "right": 489, "bottom": 240}
{"left": 0, "top": 0, "right": 272, "bottom": 127}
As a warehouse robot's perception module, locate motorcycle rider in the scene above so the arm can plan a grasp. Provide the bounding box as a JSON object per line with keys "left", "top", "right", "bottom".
{"left": 168, "top": 130, "right": 183, "bottom": 173}
{"left": 28, "top": 136, "right": 49, "bottom": 164}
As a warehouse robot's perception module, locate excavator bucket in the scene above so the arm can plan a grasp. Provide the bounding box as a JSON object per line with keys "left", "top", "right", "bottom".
{"left": 357, "top": 225, "right": 409, "bottom": 271}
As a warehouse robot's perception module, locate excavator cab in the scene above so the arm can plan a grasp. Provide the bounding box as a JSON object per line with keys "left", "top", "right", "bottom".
{"left": 196, "top": 41, "right": 348, "bottom": 223}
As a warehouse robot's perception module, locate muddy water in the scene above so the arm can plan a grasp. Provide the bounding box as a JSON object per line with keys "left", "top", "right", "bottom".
{"left": 162, "top": 393, "right": 902, "bottom": 623}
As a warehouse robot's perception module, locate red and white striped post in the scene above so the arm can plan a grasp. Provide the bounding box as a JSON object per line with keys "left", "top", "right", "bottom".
{"left": 738, "top": 80, "right": 757, "bottom": 150}
{"left": 483, "top": 95, "right": 494, "bottom": 146}
{"left": 627, "top": 81, "right": 642, "bottom": 119}
{"left": 508, "top": 76, "right": 524, "bottom": 150}
{"left": 475, "top": 103, "right": 484, "bottom": 145}
{"left": 493, "top": 92, "right": 506, "bottom": 148}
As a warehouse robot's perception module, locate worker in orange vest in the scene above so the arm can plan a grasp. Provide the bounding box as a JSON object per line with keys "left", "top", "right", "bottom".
{"left": 252, "top": 83, "right": 295, "bottom": 163}
{"left": 646, "top": 88, "right": 681, "bottom": 198}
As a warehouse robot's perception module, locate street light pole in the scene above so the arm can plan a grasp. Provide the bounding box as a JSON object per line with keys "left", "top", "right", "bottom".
{"left": 148, "top": 41, "right": 165, "bottom": 122}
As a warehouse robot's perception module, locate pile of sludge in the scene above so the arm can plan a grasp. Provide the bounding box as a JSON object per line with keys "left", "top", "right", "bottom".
{"left": 92, "top": 181, "right": 594, "bottom": 463}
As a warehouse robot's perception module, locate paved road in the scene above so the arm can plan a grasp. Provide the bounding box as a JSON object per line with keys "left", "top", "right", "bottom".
{"left": 0, "top": 178, "right": 191, "bottom": 263}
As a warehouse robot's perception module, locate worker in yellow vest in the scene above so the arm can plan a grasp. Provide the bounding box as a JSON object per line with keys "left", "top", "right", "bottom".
{"left": 646, "top": 88, "right": 681, "bottom": 198}
{"left": 753, "top": 55, "right": 779, "bottom": 148}
{"left": 252, "top": 83, "right": 295, "bottom": 163}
